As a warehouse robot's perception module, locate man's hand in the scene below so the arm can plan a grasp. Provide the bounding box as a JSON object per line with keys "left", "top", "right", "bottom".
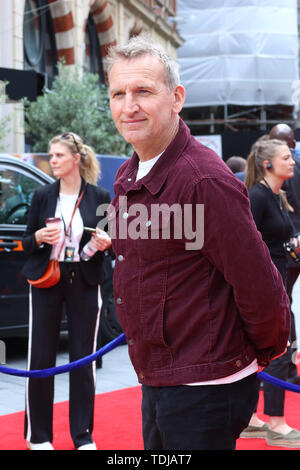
{"left": 258, "top": 342, "right": 289, "bottom": 371}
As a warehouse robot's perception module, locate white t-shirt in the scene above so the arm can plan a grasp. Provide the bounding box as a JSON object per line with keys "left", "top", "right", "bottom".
{"left": 186, "top": 360, "right": 258, "bottom": 386}
{"left": 136, "top": 154, "right": 162, "bottom": 181}
{"left": 50, "top": 193, "right": 84, "bottom": 262}
{"left": 135, "top": 153, "right": 258, "bottom": 385}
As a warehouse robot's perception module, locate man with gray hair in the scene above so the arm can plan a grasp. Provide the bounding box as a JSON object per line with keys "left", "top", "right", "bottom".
{"left": 106, "top": 35, "right": 290, "bottom": 450}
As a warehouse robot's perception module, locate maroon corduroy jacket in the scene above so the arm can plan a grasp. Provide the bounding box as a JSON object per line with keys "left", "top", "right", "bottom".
{"left": 109, "top": 119, "right": 290, "bottom": 387}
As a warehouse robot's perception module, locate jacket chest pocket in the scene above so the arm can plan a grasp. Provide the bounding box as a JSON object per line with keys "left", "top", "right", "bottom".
{"left": 136, "top": 210, "right": 171, "bottom": 264}
{"left": 109, "top": 199, "right": 177, "bottom": 262}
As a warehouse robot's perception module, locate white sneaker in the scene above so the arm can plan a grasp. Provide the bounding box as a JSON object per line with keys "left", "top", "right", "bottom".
{"left": 27, "top": 441, "right": 54, "bottom": 450}
{"left": 77, "top": 442, "right": 97, "bottom": 450}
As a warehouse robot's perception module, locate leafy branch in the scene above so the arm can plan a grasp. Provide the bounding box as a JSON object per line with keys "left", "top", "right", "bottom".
{"left": 23, "top": 63, "right": 132, "bottom": 156}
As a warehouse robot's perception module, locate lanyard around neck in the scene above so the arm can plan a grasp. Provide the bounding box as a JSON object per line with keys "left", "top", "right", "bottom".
{"left": 59, "top": 185, "right": 86, "bottom": 241}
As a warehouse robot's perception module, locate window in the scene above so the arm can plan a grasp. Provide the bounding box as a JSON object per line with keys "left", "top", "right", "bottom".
{"left": 0, "top": 168, "right": 42, "bottom": 225}
{"left": 23, "top": 0, "right": 57, "bottom": 79}
{"left": 83, "top": 14, "right": 105, "bottom": 83}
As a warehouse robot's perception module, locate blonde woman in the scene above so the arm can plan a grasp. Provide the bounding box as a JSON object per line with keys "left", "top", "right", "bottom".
{"left": 244, "top": 139, "right": 300, "bottom": 448}
{"left": 22, "top": 132, "right": 111, "bottom": 450}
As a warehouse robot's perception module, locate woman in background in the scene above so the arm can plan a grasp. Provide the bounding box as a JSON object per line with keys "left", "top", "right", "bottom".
{"left": 22, "top": 132, "right": 111, "bottom": 450}
{"left": 244, "top": 138, "right": 300, "bottom": 448}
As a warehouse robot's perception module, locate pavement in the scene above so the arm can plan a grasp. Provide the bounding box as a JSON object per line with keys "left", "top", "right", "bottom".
{"left": 0, "top": 276, "right": 300, "bottom": 417}
{"left": 0, "top": 338, "right": 138, "bottom": 416}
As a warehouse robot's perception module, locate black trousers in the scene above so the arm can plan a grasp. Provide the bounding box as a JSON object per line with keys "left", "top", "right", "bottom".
{"left": 263, "top": 346, "right": 292, "bottom": 416}
{"left": 24, "top": 263, "right": 101, "bottom": 448}
{"left": 142, "top": 373, "right": 258, "bottom": 450}
{"left": 261, "top": 257, "right": 292, "bottom": 416}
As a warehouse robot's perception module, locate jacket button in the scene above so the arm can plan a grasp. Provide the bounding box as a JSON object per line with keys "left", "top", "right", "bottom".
{"left": 139, "top": 372, "right": 145, "bottom": 380}
{"left": 116, "top": 298, "right": 122, "bottom": 305}
{"left": 118, "top": 255, "right": 124, "bottom": 262}
{"left": 236, "top": 360, "right": 242, "bottom": 367}
{"left": 128, "top": 339, "right": 133, "bottom": 345}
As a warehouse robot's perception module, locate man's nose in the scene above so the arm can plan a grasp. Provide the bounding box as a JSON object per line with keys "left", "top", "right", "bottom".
{"left": 123, "top": 93, "right": 139, "bottom": 114}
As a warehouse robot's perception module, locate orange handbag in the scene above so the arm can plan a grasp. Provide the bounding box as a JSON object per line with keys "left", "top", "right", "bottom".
{"left": 27, "top": 185, "right": 85, "bottom": 289}
{"left": 27, "top": 258, "right": 61, "bottom": 288}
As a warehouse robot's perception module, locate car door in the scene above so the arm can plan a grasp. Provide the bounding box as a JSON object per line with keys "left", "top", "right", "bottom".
{"left": 0, "top": 156, "right": 54, "bottom": 337}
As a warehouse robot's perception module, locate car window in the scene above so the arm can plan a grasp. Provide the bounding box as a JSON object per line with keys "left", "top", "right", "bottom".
{"left": 0, "top": 168, "right": 42, "bottom": 225}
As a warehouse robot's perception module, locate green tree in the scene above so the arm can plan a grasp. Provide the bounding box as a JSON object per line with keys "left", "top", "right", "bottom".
{"left": 23, "top": 63, "right": 132, "bottom": 156}
{"left": 0, "top": 115, "right": 10, "bottom": 152}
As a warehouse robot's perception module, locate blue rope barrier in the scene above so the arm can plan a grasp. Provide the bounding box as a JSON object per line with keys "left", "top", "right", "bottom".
{"left": 0, "top": 333, "right": 127, "bottom": 378}
{"left": 258, "top": 371, "right": 300, "bottom": 394}
{"left": 0, "top": 332, "right": 299, "bottom": 396}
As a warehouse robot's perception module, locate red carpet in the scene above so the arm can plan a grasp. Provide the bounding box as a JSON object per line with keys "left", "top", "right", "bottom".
{"left": 0, "top": 385, "right": 299, "bottom": 450}
{"left": 0, "top": 386, "right": 143, "bottom": 451}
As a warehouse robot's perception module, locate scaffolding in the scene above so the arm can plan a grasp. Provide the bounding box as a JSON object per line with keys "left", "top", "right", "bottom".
{"left": 177, "top": 0, "right": 300, "bottom": 132}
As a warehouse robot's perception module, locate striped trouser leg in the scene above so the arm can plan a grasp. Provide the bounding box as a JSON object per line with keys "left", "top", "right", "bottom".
{"left": 25, "top": 284, "right": 63, "bottom": 444}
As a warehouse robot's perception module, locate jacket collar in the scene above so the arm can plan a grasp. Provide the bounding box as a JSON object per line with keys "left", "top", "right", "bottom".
{"left": 116, "top": 119, "right": 191, "bottom": 196}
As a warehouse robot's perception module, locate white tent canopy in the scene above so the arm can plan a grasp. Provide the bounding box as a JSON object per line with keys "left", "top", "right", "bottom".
{"left": 177, "top": 0, "right": 299, "bottom": 107}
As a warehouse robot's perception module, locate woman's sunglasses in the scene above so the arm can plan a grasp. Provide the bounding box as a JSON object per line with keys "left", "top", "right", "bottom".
{"left": 61, "top": 133, "right": 81, "bottom": 154}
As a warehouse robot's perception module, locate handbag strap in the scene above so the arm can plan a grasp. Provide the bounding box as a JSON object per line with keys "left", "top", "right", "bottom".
{"left": 56, "top": 184, "right": 86, "bottom": 260}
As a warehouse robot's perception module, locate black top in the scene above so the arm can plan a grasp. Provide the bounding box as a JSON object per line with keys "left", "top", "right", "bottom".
{"left": 248, "top": 182, "right": 294, "bottom": 260}
{"left": 22, "top": 178, "right": 111, "bottom": 286}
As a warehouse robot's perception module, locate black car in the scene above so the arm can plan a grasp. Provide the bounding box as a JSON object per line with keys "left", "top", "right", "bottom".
{"left": 0, "top": 155, "right": 53, "bottom": 338}
{"left": 0, "top": 155, "right": 122, "bottom": 347}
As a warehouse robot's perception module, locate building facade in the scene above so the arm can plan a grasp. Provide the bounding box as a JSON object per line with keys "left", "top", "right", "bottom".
{"left": 0, "top": 0, "right": 182, "bottom": 153}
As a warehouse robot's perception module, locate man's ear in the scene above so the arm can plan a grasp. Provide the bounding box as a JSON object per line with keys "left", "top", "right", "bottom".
{"left": 172, "top": 85, "right": 186, "bottom": 114}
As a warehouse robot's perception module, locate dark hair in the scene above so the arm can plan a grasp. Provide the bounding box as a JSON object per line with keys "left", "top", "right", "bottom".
{"left": 226, "top": 156, "right": 246, "bottom": 173}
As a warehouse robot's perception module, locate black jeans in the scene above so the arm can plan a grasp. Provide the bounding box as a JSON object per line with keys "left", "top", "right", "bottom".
{"left": 141, "top": 373, "right": 258, "bottom": 450}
